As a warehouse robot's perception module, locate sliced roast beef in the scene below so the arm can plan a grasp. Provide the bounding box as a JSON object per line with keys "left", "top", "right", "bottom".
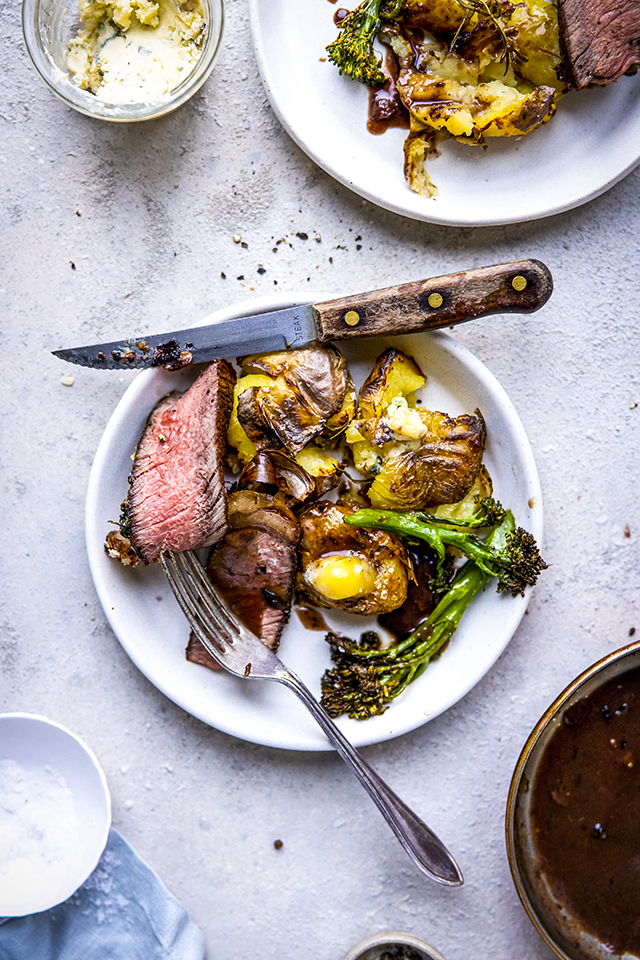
{"left": 123, "top": 360, "right": 236, "bottom": 563}
{"left": 186, "top": 488, "right": 300, "bottom": 670}
{"left": 558, "top": 0, "right": 640, "bottom": 88}
{"left": 185, "top": 631, "right": 222, "bottom": 670}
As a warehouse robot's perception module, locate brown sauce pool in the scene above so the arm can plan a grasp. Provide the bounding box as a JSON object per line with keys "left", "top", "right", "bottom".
{"left": 295, "top": 605, "right": 329, "bottom": 632}
{"left": 530, "top": 665, "right": 640, "bottom": 955}
{"left": 368, "top": 49, "right": 410, "bottom": 135}
{"left": 378, "top": 542, "right": 436, "bottom": 640}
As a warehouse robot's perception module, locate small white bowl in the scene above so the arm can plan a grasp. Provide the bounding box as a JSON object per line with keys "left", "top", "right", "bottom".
{"left": 0, "top": 714, "right": 111, "bottom": 916}
{"left": 342, "top": 930, "right": 445, "bottom": 960}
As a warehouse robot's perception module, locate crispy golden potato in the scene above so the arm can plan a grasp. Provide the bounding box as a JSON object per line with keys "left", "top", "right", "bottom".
{"left": 234, "top": 343, "right": 351, "bottom": 456}
{"left": 358, "top": 347, "right": 426, "bottom": 420}
{"left": 345, "top": 348, "right": 485, "bottom": 509}
{"left": 294, "top": 445, "right": 341, "bottom": 497}
{"left": 399, "top": 0, "right": 465, "bottom": 34}
{"left": 399, "top": 74, "right": 556, "bottom": 141}
{"left": 365, "top": 408, "right": 486, "bottom": 509}
{"left": 381, "top": 0, "right": 565, "bottom": 194}
{"left": 323, "top": 377, "right": 357, "bottom": 440}
{"left": 432, "top": 464, "right": 493, "bottom": 523}
{"left": 227, "top": 374, "right": 271, "bottom": 465}
{"left": 296, "top": 501, "right": 409, "bottom": 615}
{"left": 238, "top": 449, "right": 319, "bottom": 505}
{"left": 399, "top": 0, "right": 563, "bottom": 93}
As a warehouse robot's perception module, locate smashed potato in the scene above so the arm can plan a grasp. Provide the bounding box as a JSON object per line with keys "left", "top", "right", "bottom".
{"left": 346, "top": 348, "right": 486, "bottom": 509}
{"left": 382, "top": 0, "right": 565, "bottom": 194}
{"left": 297, "top": 501, "right": 410, "bottom": 615}
{"left": 359, "top": 408, "right": 486, "bottom": 509}
{"left": 229, "top": 343, "right": 353, "bottom": 459}
{"left": 358, "top": 347, "right": 426, "bottom": 419}
{"left": 294, "top": 445, "right": 341, "bottom": 497}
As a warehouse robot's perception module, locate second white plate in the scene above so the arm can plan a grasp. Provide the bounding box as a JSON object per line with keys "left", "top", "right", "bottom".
{"left": 249, "top": 0, "right": 640, "bottom": 226}
{"left": 86, "top": 294, "right": 543, "bottom": 751}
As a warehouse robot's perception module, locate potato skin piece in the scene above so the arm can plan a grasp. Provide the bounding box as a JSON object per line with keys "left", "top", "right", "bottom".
{"left": 296, "top": 501, "right": 409, "bottom": 616}
{"left": 432, "top": 463, "right": 493, "bottom": 523}
{"left": 382, "top": 0, "right": 564, "bottom": 194}
{"left": 237, "top": 343, "right": 351, "bottom": 455}
{"left": 367, "top": 408, "right": 486, "bottom": 510}
{"left": 399, "top": 0, "right": 465, "bottom": 34}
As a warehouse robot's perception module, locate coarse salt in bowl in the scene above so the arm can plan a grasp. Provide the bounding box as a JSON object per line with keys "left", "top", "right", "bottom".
{"left": 0, "top": 714, "right": 111, "bottom": 917}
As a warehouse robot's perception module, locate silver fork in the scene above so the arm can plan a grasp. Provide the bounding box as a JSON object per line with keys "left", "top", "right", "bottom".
{"left": 160, "top": 549, "right": 463, "bottom": 887}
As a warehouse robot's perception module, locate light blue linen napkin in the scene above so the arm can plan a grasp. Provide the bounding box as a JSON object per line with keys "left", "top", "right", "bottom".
{"left": 0, "top": 828, "right": 204, "bottom": 960}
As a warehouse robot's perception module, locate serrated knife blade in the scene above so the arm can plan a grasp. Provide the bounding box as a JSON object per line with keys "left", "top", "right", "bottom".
{"left": 53, "top": 305, "right": 316, "bottom": 371}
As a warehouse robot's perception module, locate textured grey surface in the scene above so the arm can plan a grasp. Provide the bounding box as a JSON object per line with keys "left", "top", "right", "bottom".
{"left": 2, "top": 1, "right": 640, "bottom": 958}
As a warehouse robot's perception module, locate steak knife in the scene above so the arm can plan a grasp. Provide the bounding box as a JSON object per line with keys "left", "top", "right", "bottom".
{"left": 53, "top": 258, "right": 552, "bottom": 370}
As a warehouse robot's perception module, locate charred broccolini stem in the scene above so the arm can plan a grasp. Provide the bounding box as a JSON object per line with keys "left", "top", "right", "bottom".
{"left": 326, "top": 0, "right": 403, "bottom": 88}
{"left": 321, "top": 513, "right": 515, "bottom": 719}
{"left": 344, "top": 504, "right": 546, "bottom": 597}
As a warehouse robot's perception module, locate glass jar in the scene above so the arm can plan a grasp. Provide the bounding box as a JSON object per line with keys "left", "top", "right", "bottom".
{"left": 22, "top": 0, "right": 224, "bottom": 121}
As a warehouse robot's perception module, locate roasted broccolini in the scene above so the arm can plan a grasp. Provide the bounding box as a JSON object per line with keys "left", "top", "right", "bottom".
{"left": 344, "top": 500, "right": 546, "bottom": 597}
{"left": 321, "top": 507, "right": 546, "bottom": 719}
{"left": 326, "top": 0, "right": 402, "bottom": 87}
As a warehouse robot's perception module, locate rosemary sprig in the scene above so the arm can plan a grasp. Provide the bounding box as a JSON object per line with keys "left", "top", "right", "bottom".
{"left": 449, "top": 0, "right": 527, "bottom": 73}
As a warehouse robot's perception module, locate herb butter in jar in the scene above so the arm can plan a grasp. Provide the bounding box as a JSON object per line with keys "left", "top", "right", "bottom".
{"left": 22, "top": 0, "right": 223, "bottom": 120}
{"left": 66, "top": 0, "right": 206, "bottom": 103}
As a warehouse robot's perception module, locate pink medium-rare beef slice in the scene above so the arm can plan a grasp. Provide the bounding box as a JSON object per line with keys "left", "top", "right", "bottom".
{"left": 558, "top": 0, "right": 640, "bottom": 88}
{"left": 206, "top": 528, "right": 296, "bottom": 650}
{"left": 185, "top": 631, "right": 222, "bottom": 670}
{"left": 205, "top": 491, "right": 300, "bottom": 653}
{"left": 124, "top": 359, "right": 236, "bottom": 563}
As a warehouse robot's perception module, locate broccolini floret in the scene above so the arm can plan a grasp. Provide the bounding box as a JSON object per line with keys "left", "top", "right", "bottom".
{"left": 326, "top": 0, "right": 402, "bottom": 88}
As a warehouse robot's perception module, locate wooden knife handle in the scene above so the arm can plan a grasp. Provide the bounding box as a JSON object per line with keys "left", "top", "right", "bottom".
{"left": 312, "top": 259, "right": 553, "bottom": 341}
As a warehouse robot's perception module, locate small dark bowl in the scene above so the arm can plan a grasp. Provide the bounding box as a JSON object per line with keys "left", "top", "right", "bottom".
{"left": 506, "top": 639, "right": 640, "bottom": 960}
{"left": 342, "top": 930, "right": 445, "bottom": 960}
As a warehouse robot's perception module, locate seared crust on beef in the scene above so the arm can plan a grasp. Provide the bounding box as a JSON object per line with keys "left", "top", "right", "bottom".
{"left": 126, "top": 360, "right": 236, "bottom": 563}
{"left": 104, "top": 530, "right": 141, "bottom": 566}
{"left": 558, "top": 0, "right": 640, "bottom": 88}
{"left": 186, "top": 489, "right": 300, "bottom": 668}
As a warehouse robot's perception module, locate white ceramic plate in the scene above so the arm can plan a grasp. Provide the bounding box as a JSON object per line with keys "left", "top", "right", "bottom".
{"left": 86, "top": 294, "right": 543, "bottom": 751}
{"left": 249, "top": 0, "right": 640, "bottom": 226}
{"left": 0, "top": 714, "right": 111, "bottom": 916}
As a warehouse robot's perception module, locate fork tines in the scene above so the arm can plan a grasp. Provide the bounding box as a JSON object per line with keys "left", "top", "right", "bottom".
{"left": 160, "top": 550, "right": 241, "bottom": 662}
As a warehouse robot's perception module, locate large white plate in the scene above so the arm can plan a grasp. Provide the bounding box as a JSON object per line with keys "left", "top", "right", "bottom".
{"left": 86, "top": 294, "right": 543, "bottom": 751}
{"left": 249, "top": 0, "right": 640, "bottom": 226}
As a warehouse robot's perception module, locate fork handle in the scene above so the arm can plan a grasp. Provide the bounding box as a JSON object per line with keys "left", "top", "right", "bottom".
{"left": 277, "top": 673, "right": 463, "bottom": 886}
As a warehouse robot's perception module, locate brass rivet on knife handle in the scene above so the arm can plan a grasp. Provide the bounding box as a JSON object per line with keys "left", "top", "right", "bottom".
{"left": 311, "top": 259, "right": 553, "bottom": 342}
{"left": 344, "top": 310, "right": 361, "bottom": 326}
